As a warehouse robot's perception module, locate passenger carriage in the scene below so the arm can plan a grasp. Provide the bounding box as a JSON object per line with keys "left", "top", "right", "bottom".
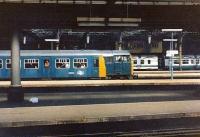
{"left": 196, "top": 56, "right": 200, "bottom": 69}
{"left": 0, "top": 50, "right": 132, "bottom": 80}
{"left": 132, "top": 55, "right": 158, "bottom": 70}
{"left": 165, "top": 55, "right": 196, "bottom": 70}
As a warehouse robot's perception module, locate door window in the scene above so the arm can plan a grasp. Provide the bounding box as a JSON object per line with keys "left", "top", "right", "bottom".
{"left": 44, "top": 59, "right": 50, "bottom": 68}
{"left": 93, "top": 59, "right": 99, "bottom": 67}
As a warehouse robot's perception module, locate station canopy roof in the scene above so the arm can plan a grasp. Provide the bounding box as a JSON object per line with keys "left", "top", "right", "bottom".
{"left": 1, "top": 0, "right": 200, "bottom": 31}
{"left": 1, "top": 0, "right": 200, "bottom": 5}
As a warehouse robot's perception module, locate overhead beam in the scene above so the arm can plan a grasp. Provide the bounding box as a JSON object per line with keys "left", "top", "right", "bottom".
{"left": 114, "top": 0, "right": 200, "bottom": 5}
{"left": 1, "top": 3, "right": 200, "bottom": 31}
{"left": 1, "top": 0, "right": 200, "bottom": 5}
{"left": 0, "top": 0, "right": 107, "bottom": 4}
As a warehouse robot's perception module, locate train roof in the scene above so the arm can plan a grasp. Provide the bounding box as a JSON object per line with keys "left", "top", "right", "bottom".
{"left": 165, "top": 55, "right": 196, "bottom": 59}
{"left": 0, "top": 50, "right": 130, "bottom": 57}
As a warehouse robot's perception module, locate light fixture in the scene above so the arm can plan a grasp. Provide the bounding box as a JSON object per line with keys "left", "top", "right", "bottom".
{"left": 161, "top": 29, "right": 183, "bottom": 32}
{"left": 45, "top": 39, "right": 59, "bottom": 42}
{"left": 23, "top": 36, "right": 27, "bottom": 44}
{"left": 77, "top": 17, "right": 140, "bottom": 27}
{"left": 163, "top": 39, "right": 178, "bottom": 42}
{"left": 77, "top": 17, "right": 105, "bottom": 22}
{"left": 78, "top": 22, "right": 106, "bottom": 26}
{"left": 148, "top": 35, "right": 151, "bottom": 44}
{"left": 109, "top": 18, "right": 141, "bottom": 22}
{"left": 107, "top": 23, "right": 138, "bottom": 27}
{"left": 114, "top": 1, "right": 198, "bottom": 5}
{"left": 46, "top": 0, "right": 107, "bottom": 4}
{"left": 86, "top": 34, "right": 90, "bottom": 44}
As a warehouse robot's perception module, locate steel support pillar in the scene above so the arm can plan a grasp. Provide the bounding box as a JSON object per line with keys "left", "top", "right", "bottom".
{"left": 179, "top": 36, "right": 183, "bottom": 71}
{"left": 11, "top": 31, "right": 21, "bottom": 86}
{"left": 51, "top": 42, "right": 54, "bottom": 50}
{"left": 7, "top": 31, "right": 23, "bottom": 102}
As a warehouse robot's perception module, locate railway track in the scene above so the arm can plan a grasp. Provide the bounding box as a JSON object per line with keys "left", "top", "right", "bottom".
{"left": 2, "top": 116, "right": 200, "bottom": 137}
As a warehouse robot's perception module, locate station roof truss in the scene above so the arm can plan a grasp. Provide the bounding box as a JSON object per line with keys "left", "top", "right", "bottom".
{"left": 1, "top": 0, "right": 200, "bottom": 31}
{"left": 1, "top": 0, "right": 200, "bottom": 5}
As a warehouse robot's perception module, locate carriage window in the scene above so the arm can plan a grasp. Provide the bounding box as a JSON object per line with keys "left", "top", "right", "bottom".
{"left": 148, "top": 60, "right": 151, "bottom": 64}
{"left": 133, "top": 60, "right": 137, "bottom": 64}
{"left": 24, "top": 59, "right": 39, "bottom": 69}
{"left": 197, "top": 59, "right": 200, "bottom": 64}
{"left": 174, "top": 60, "right": 179, "bottom": 64}
{"left": 73, "top": 58, "right": 88, "bottom": 68}
{"left": 191, "top": 60, "right": 195, "bottom": 64}
{"left": 6, "top": 59, "right": 11, "bottom": 69}
{"left": 0, "top": 59, "right": 2, "bottom": 69}
{"left": 182, "top": 60, "right": 189, "bottom": 64}
{"left": 141, "top": 60, "right": 144, "bottom": 64}
{"left": 6, "top": 59, "right": 21, "bottom": 69}
{"left": 94, "top": 59, "right": 99, "bottom": 67}
{"left": 55, "top": 58, "right": 70, "bottom": 69}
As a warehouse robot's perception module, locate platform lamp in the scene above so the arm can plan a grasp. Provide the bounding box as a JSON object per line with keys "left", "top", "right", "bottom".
{"left": 44, "top": 39, "right": 59, "bottom": 50}
{"left": 162, "top": 29, "right": 183, "bottom": 80}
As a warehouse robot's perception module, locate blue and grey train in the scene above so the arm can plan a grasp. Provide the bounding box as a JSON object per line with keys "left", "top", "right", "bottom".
{"left": 164, "top": 55, "right": 200, "bottom": 70}
{"left": 131, "top": 55, "right": 200, "bottom": 70}
{"left": 0, "top": 50, "right": 132, "bottom": 79}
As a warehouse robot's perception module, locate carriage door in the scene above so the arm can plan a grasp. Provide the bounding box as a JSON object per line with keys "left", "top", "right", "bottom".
{"left": 42, "top": 57, "right": 51, "bottom": 79}
{"left": 92, "top": 57, "right": 99, "bottom": 77}
{"left": 114, "top": 56, "right": 123, "bottom": 74}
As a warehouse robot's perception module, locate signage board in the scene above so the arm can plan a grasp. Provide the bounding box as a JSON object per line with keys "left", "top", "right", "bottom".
{"left": 166, "top": 50, "right": 178, "bottom": 57}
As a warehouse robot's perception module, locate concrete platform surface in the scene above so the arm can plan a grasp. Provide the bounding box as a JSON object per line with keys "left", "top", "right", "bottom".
{"left": 1, "top": 100, "right": 200, "bottom": 127}
{"left": 0, "top": 79, "right": 200, "bottom": 88}
{"left": 137, "top": 73, "right": 200, "bottom": 78}
{"left": 134, "top": 71, "right": 200, "bottom": 78}
{"left": 134, "top": 70, "right": 200, "bottom": 74}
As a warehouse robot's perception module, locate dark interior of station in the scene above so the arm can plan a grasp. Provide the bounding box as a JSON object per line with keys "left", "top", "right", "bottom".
{"left": 1, "top": 1, "right": 200, "bottom": 56}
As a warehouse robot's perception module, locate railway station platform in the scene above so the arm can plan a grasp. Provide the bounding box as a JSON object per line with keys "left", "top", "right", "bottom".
{"left": 0, "top": 100, "right": 200, "bottom": 128}
{"left": 134, "top": 71, "right": 200, "bottom": 79}
{"left": 0, "top": 79, "right": 200, "bottom": 88}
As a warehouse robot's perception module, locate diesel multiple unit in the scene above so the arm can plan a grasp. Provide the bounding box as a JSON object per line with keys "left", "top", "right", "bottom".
{"left": 0, "top": 50, "right": 131, "bottom": 79}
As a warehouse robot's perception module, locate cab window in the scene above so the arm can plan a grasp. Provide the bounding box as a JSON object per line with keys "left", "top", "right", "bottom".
{"left": 115, "top": 56, "right": 129, "bottom": 62}
{"left": 115, "top": 56, "right": 122, "bottom": 62}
